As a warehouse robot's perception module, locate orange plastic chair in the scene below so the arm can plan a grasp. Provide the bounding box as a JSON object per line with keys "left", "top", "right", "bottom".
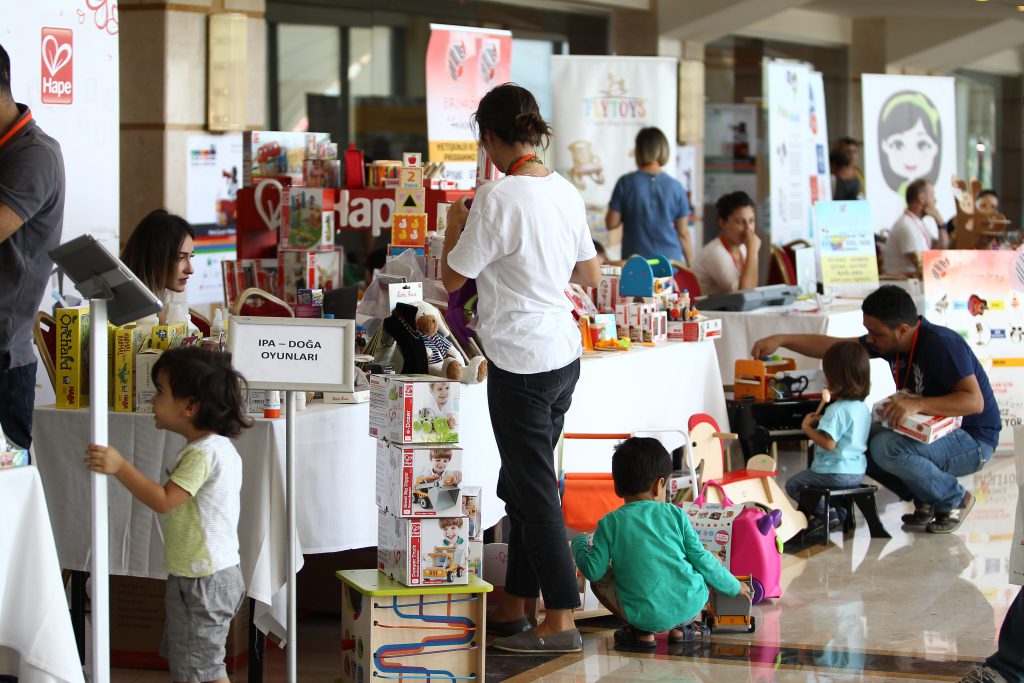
{"left": 672, "top": 264, "right": 702, "bottom": 298}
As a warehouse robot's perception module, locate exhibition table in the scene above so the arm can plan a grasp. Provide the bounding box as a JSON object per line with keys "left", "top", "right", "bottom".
{"left": 704, "top": 300, "right": 897, "bottom": 408}
{"left": 0, "top": 466, "right": 84, "bottom": 683}
{"left": 30, "top": 339, "right": 728, "bottom": 644}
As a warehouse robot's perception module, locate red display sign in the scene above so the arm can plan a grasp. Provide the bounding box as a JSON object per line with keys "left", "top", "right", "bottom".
{"left": 40, "top": 28, "right": 73, "bottom": 105}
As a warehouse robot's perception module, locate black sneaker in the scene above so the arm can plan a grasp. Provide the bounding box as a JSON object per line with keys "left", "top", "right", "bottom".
{"left": 927, "top": 491, "right": 975, "bottom": 534}
{"left": 901, "top": 503, "right": 935, "bottom": 526}
{"left": 957, "top": 664, "right": 1008, "bottom": 682}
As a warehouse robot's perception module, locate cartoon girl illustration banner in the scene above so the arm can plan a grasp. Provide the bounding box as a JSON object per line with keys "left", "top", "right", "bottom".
{"left": 862, "top": 75, "right": 957, "bottom": 234}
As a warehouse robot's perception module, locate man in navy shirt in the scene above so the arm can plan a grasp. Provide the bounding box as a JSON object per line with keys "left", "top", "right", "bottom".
{"left": 751, "top": 285, "right": 999, "bottom": 534}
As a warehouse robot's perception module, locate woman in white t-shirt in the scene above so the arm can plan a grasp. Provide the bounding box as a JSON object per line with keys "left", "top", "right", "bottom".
{"left": 443, "top": 84, "right": 600, "bottom": 655}
{"left": 692, "top": 191, "right": 761, "bottom": 296}
{"left": 120, "top": 209, "right": 198, "bottom": 335}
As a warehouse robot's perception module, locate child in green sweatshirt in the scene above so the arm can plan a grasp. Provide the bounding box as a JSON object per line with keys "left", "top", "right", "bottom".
{"left": 571, "top": 437, "right": 748, "bottom": 646}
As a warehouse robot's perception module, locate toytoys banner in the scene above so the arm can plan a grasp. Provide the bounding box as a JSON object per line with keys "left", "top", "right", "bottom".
{"left": 923, "top": 249, "right": 1024, "bottom": 452}
{"left": 1, "top": 1, "right": 119, "bottom": 252}
{"left": 425, "top": 24, "right": 512, "bottom": 189}
{"left": 862, "top": 74, "right": 957, "bottom": 234}
{"left": 550, "top": 56, "right": 679, "bottom": 256}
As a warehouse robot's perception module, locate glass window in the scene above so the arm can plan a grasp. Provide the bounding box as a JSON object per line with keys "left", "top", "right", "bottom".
{"left": 276, "top": 24, "right": 341, "bottom": 132}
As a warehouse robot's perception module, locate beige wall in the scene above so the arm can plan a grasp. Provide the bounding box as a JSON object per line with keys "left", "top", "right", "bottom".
{"left": 119, "top": 1, "right": 266, "bottom": 245}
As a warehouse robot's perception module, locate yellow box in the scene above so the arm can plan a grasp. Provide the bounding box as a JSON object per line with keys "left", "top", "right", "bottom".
{"left": 151, "top": 322, "right": 187, "bottom": 350}
{"left": 56, "top": 307, "right": 91, "bottom": 409}
{"left": 113, "top": 326, "right": 145, "bottom": 413}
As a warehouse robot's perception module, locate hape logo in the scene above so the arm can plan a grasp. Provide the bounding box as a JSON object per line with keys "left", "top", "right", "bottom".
{"left": 41, "top": 28, "right": 73, "bottom": 105}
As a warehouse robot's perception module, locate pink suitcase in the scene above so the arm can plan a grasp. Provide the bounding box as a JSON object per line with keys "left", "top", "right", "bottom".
{"left": 684, "top": 481, "right": 783, "bottom": 600}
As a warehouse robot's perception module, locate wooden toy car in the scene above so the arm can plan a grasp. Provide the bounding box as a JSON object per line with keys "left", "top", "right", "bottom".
{"left": 704, "top": 576, "right": 757, "bottom": 633}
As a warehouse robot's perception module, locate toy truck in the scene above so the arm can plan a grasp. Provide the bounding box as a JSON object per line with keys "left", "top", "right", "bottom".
{"left": 704, "top": 575, "right": 758, "bottom": 633}
{"left": 423, "top": 545, "right": 465, "bottom": 583}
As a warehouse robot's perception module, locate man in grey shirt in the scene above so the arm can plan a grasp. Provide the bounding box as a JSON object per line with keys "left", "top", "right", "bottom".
{"left": 0, "top": 43, "right": 65, "bottom": 449}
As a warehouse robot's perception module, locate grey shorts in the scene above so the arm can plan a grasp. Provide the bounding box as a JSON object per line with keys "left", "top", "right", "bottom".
{"left": 160, "top": 565, "right": 245, "bottom": 682}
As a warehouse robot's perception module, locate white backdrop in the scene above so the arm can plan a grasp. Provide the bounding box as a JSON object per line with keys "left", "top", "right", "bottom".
{"left": 551, "top": 56, "right": 678, "bottom": 256}
{"left": 862, "top": 74, "right": 957, "bottom": 233}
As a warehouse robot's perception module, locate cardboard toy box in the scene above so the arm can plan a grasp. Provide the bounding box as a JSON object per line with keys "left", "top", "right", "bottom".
{"left": 668, "top": 316, "right": 723, "bottom": 342}
{"left": 113, "top": 325, "right": 145, "bottom": 413}
{"left": 135, "top": 348, "right": 163, "bottom": 413}
{"left": 279, "top": 247, "right": 342, "bottom": 305}
{"left": 56, "top": 307, "right": 90, "bottom": 409}
{"left": 386, "top": 376, "right": 460, "bottom": 444}
{"left": 282, "top": 187, "right": 335, "bottom": 250}
{"left": 461, "top": 486, "right": 482, "bottom": 541}
{"left": 597, "top": 267, "right": 620, "bottom": 313}
{"left": 375, "top": 441, "right": 464, "bottom": 517}
{"left": 243, "top": 130, "right": 331, "bottom": 186}
{"left": 377, "top": 509, "right": 470, "bottom": 586}
{"left": 151, "top": 322, "right": 187, "bottom": 350}
{"left": 872, "top": 398, "right": 962, "bottom": 444}
{"left": 467, "top": 539, "right": 483, "bottom": 578}
{"left": 368, "top": 374, "right": 389, "bottom": 439}
{"left": 109, "top": 575, "right": 248, "bottom": 672}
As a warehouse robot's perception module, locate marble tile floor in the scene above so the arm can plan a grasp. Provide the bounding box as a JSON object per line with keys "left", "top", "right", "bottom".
{"left": 100, "top": 449, "right": 1018, "bottom": 683}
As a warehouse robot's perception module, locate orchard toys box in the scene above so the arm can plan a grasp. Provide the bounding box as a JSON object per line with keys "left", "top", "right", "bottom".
{"left": 56, "top": 307, "right": 91, "bottom": 409}
{"left": 377, "top": 509, "right": 470, "bottom": 586}
{"left": 386, "top": 376, "right": 460, "bottom": 444}
{"left": 375, "top": 441, "right": 464, "bottom": 517}
{"left": 872, "top": 397, "right": 962, "bottom": 444}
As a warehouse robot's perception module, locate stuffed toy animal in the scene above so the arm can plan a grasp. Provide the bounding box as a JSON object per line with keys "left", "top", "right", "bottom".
{"left": 411, "top": 300, "right": 487, "bottom": 384}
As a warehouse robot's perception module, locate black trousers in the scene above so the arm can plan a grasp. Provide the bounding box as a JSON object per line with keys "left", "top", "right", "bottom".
{"left": 988, "top": 587, "right": 1024, "bottom": 681}
{"left": 0, "top": 355, "right": 36, "bottom": 450}
{"left": 487, "top": 358, "right": 581, "bottom": 610}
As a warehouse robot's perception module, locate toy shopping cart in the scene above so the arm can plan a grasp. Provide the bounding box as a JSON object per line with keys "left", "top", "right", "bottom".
{"left": 558, "top": 430, "right": 700, "bottom": 533}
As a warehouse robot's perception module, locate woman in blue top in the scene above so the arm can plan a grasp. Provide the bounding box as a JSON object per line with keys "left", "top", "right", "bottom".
{"left": 605, "top": 127, "right": 693, "bottom": 265}
{"left": 786, "top": 341, "right": 872, "bottom": 531}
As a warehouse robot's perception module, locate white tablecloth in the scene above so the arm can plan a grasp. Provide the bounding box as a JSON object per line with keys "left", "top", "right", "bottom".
{"left": 0, "top": 467, "right": 84, "bottom": 683}
{"left": 704, "top": 301, "right": 897, "bottom": 408}
{"left": 30, "top": 342, "right": 727, "bottom": 642}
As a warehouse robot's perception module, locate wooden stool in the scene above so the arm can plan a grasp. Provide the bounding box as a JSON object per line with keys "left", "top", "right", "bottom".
{"left": 797, "top": 484, "right": 891, "bottom": 546}
{"left": 337, "top": 569, "right": 492, "bottom": 683}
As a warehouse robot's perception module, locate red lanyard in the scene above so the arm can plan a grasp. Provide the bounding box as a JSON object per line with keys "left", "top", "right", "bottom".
{"left": 893, "top": 325, "right": 921, "bottom": 391}
{"left": 506, "top": 153, "right": 536, "bottom": 175}
{"left": 0, "top": 109, "right": 31, "bottom": 149}
{"left": 720, "top": 235, "right": 743, "bottom": 272}
{"left": 904, "top": 211, "right": 931, "bottom": 247}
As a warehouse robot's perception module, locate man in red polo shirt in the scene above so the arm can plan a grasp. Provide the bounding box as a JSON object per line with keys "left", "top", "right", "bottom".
{"left": 0, "top": 42, "right": 65, "bottom": 449}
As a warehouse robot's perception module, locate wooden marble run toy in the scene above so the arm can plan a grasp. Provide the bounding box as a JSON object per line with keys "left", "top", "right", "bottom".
{"left": 337, "top": 569, "right": 491, "bottom": 683}
{"left": 619, "top": 254, "right": 674, "bottom": 298}
{"left": 687, "top": 413, "right": 807, "bottom": 542}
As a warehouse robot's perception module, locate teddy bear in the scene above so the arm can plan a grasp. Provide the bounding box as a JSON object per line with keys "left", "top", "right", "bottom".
{"left": 410, "top": 300, "right": 487, "bottom": 384}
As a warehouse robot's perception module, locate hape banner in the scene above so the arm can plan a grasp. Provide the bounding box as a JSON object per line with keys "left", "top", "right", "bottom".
{"left": 425, "top": 24, "right": 512, "bottom": 189}
{"left": 923, "top": 248, "right": 1024, "bottom": 453}
{"left": 862, "top": 74, "right": 957, "bottom": 233}
{"left": 0, "top": 1, "right": 119, "bottom": 252}
{"left": 550, "top": 55, "right": 679, "bottom": 254}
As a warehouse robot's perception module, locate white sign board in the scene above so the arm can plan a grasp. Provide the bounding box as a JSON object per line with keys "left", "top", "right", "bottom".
{"left": 228, "top": 316, "right": 354, "bottom": 392}
{"left": 766, "top": 60, "right": 812, "bottom": 246}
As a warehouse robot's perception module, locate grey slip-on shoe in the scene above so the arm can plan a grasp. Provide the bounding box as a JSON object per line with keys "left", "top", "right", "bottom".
{"left": 491, "top": 627, "right": 583, "bottom": 654}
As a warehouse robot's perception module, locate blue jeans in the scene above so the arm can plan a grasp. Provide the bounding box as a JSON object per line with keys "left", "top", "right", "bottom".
{"left": 0, "top": 356, "right": 36, "bottom": 450}
{"left": 785, "top": 469, "right": 864, "bottom": 508}
{"left": 488, "top": 358, "right": 581, "bottom": 610}
{"left": 988, "top": 587, "right": 1024, "bottom": 681}
{"left": 868, "top": 428, "right": 993, "bottom": 514}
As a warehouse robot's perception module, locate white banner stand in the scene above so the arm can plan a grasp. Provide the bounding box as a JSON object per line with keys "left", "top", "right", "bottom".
{"left": 228, "top": 316, "right": 355, "bottom": 683}
{"left": 49, "top": 235, "right": 163, "bottom": 683}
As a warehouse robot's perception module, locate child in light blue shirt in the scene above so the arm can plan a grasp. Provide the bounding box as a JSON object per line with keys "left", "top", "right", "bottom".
{"left": 786, "top": 341, "right": 872, "bottom": 528}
